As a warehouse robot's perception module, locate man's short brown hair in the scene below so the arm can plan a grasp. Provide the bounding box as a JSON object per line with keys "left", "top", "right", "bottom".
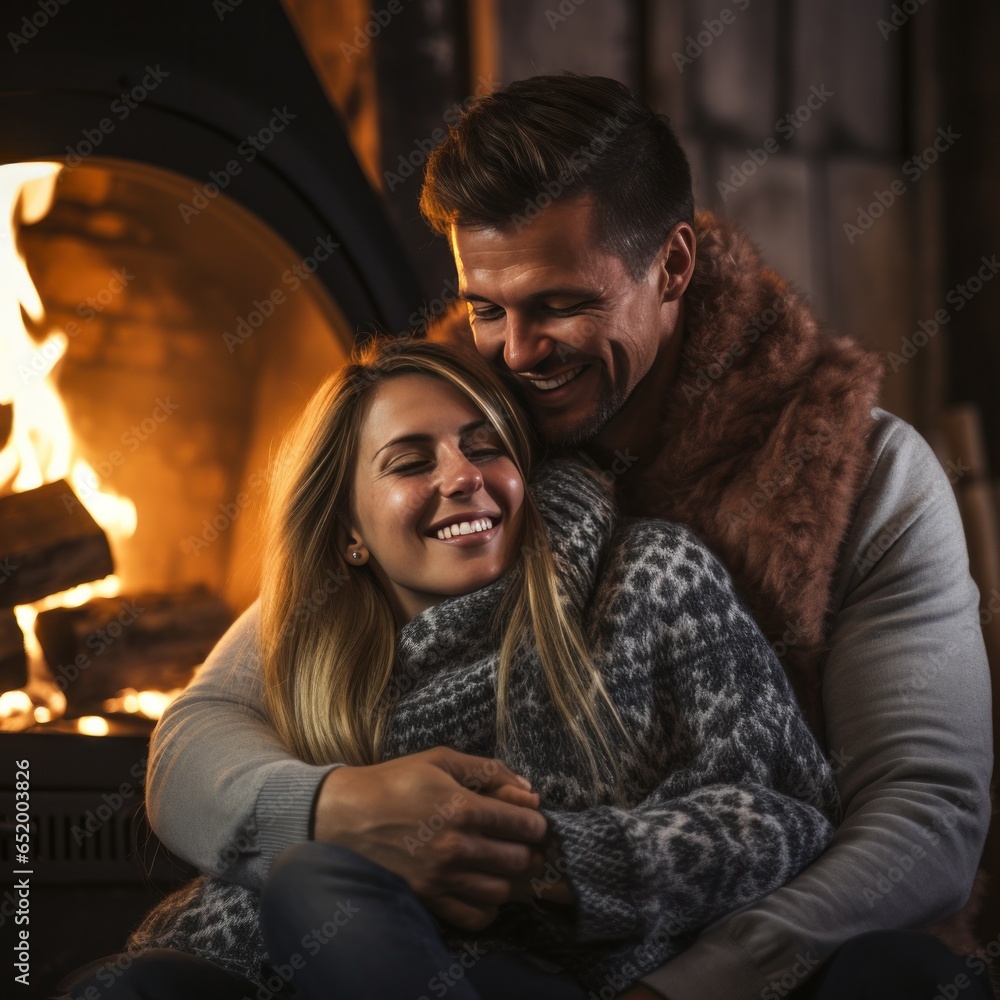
{"left": 420, "top": 73, "right": 693, "bottom": 281}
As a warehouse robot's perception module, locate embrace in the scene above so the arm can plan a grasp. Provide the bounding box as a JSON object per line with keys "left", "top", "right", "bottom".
{"left": 60, "top": 75, "right": 992, "bottom": 1000}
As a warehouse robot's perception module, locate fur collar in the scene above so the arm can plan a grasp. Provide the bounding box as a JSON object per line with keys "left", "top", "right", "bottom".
{"left": 615, "top": 211, "right": 884, "bottom": 740}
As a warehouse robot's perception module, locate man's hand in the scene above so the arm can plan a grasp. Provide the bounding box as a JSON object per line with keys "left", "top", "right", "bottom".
{"left": 616, "top": 986, "right": 663, "bottom": 999}
{"left": 504, "top": 824, "right": 577, "bottom": 906}
{"left": 313, "top": 747, "right": 547, "bottom": 931}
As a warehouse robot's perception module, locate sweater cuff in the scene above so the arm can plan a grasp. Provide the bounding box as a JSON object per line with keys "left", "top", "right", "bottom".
{"left": 638, "top": 922, "right": 767, "bottom": 1000}
{"left": 540, "top": 807, "right": 639, "bottom": 942}
{"left": 255, "top": 761, "right": 343, "bottom": 873}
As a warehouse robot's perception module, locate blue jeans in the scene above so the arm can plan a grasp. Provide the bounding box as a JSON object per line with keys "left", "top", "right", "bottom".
{"left": 259, "top": 841, "right": 587, "bottom": 999}
{"left": 54, "top": 841, "right": 588, "bottom": 1000}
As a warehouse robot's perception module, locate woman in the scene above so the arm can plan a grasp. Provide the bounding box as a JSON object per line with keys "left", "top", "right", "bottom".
{"left": 59, "top": 337, "right": 838, "bottom": 1000}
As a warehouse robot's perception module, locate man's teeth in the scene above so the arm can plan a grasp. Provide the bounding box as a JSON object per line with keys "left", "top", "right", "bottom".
{"left": 533, "top": 365, "right": 586, "bottom": 391}
{"left": 436, "top": 517, "right": 494, "bottom": 540}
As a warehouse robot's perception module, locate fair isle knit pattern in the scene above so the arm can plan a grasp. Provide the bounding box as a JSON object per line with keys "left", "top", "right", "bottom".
{"left": 127, "top": 456, "right": 839, "bottom": 994}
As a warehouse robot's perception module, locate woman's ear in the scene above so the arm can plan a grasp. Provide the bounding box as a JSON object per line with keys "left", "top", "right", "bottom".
{"left": 334, "top": 515, "right": 369, "bottom": 566}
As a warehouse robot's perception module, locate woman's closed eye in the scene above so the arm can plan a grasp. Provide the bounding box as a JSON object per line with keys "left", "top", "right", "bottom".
{"left": 466, "top": 447, "right": 505, "bottom": 461}
{"left": 390, "top": 459, "right": 431, "bottom": 474}
{"left": 390, "top": 448, "right": 505, "bottom": 474}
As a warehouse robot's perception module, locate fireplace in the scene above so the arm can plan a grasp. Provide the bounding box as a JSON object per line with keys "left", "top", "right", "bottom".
{"left": 2, "top": 157, "right": 363, "bottom": 726}
{"left": 0, "top": 2, "right": 424, "bottom": 993}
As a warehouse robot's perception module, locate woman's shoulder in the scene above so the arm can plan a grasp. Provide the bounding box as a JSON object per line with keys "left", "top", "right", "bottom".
{"left": 530, "top": 453, "right": 615, "bottom": 511}
{"left": 605, "top": 515, "right": 733, "bottom": 596}
{"left": 529, "top": 454, "right": 619, "bottom": 571}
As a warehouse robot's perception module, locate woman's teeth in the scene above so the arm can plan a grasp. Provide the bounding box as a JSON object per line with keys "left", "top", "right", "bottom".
{"left": 533, "top": 365, "right": 586, "bottom": 391}
{"left": 436, "top": 517, "right": 494, "bottom": 540}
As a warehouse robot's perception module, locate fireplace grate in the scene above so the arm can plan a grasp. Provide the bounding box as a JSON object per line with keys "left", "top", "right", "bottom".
{"left": 0, "top": 791, "right": 180, "bottom": 884}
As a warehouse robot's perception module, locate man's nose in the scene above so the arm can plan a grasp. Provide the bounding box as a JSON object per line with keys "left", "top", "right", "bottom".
{"left": 502, "top": 313, "right": 555, "bottom": 374}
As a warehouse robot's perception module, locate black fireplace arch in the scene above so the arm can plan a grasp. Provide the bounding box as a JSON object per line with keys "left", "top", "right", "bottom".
{"left": 0, "top": 0, "right": 425, "bottom": 338}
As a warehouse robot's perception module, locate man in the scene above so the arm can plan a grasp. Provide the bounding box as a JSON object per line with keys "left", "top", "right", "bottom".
{"left": 146, "top": 75, "right": 993, "bottom": 998}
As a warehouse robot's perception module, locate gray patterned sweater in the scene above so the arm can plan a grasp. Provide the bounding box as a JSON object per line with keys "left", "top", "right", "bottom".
{"left": 128, "top": 456, "right": 839, "bottom": 995}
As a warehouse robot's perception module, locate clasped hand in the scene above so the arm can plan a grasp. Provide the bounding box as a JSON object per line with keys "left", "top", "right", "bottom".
{"left": 313, "top": 746, "right": 575, "bottom": 932}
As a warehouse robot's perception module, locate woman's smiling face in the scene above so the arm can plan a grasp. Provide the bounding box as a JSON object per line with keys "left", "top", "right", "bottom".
{"left": 344, "top": 373, "right": 526, "bottom": 625}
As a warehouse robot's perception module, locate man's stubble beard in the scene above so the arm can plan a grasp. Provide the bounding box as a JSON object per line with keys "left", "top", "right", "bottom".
{"left": 494, "top": 364, "right": 628, "bottom": 448}
{"left": 535, "top": 381, "right": 629, "bottom": 449}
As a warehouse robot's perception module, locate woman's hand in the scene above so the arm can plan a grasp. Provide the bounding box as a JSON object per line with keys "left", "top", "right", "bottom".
{"left": 312, "top": 747, "right": 548, "bottom": 931}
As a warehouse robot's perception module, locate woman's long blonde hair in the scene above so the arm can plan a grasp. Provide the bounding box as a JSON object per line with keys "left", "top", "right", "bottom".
{"left": 261, "top": 337, "right": 639, "bottom": 796}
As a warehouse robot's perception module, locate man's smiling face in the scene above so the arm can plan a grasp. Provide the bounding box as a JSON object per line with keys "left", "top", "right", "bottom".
{"left": 452, "top": 194, "right": 679, "bottom": 448}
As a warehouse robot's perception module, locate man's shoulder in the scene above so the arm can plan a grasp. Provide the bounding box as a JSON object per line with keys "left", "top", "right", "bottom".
{"left": 858, "top": 407, "right": 952, "bottom": 511}
{"left": 833, "top": 408, "right": 959, "bottom": 605}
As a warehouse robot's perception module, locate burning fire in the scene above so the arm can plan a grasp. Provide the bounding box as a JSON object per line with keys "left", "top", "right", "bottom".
{"left": 0, "top": 161, "right": 152, "bottom": 731}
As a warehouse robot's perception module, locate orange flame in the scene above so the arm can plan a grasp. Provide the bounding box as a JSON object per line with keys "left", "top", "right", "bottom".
{"left": 0, "top": 162, "right": 139, "bottom": 729}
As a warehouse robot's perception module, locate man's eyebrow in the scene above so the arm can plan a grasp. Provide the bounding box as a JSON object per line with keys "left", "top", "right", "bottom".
{"left": 372, "top": 419, "right": 490, "bottom": 463}
{"left": 459, "top": 287, "right": 596, "bottom": 304}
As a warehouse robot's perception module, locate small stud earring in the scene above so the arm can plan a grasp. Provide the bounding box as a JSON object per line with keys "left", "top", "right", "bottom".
{"left": 352, "top": 551, "right": 361, "bottom": 560}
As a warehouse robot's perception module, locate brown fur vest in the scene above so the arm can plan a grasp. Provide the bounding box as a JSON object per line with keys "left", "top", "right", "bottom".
{"left": 613, "top": 210, "right": 884, "bottom": 745}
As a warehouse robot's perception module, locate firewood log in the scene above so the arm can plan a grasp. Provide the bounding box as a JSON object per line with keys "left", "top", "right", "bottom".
{"left": 0, "top": 479, "right": 114, "bottom": 605}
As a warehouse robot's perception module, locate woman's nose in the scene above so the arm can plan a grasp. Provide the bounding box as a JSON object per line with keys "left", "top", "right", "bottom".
{"left": 438, "top": 451, "right": 483, "bottom": 495}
